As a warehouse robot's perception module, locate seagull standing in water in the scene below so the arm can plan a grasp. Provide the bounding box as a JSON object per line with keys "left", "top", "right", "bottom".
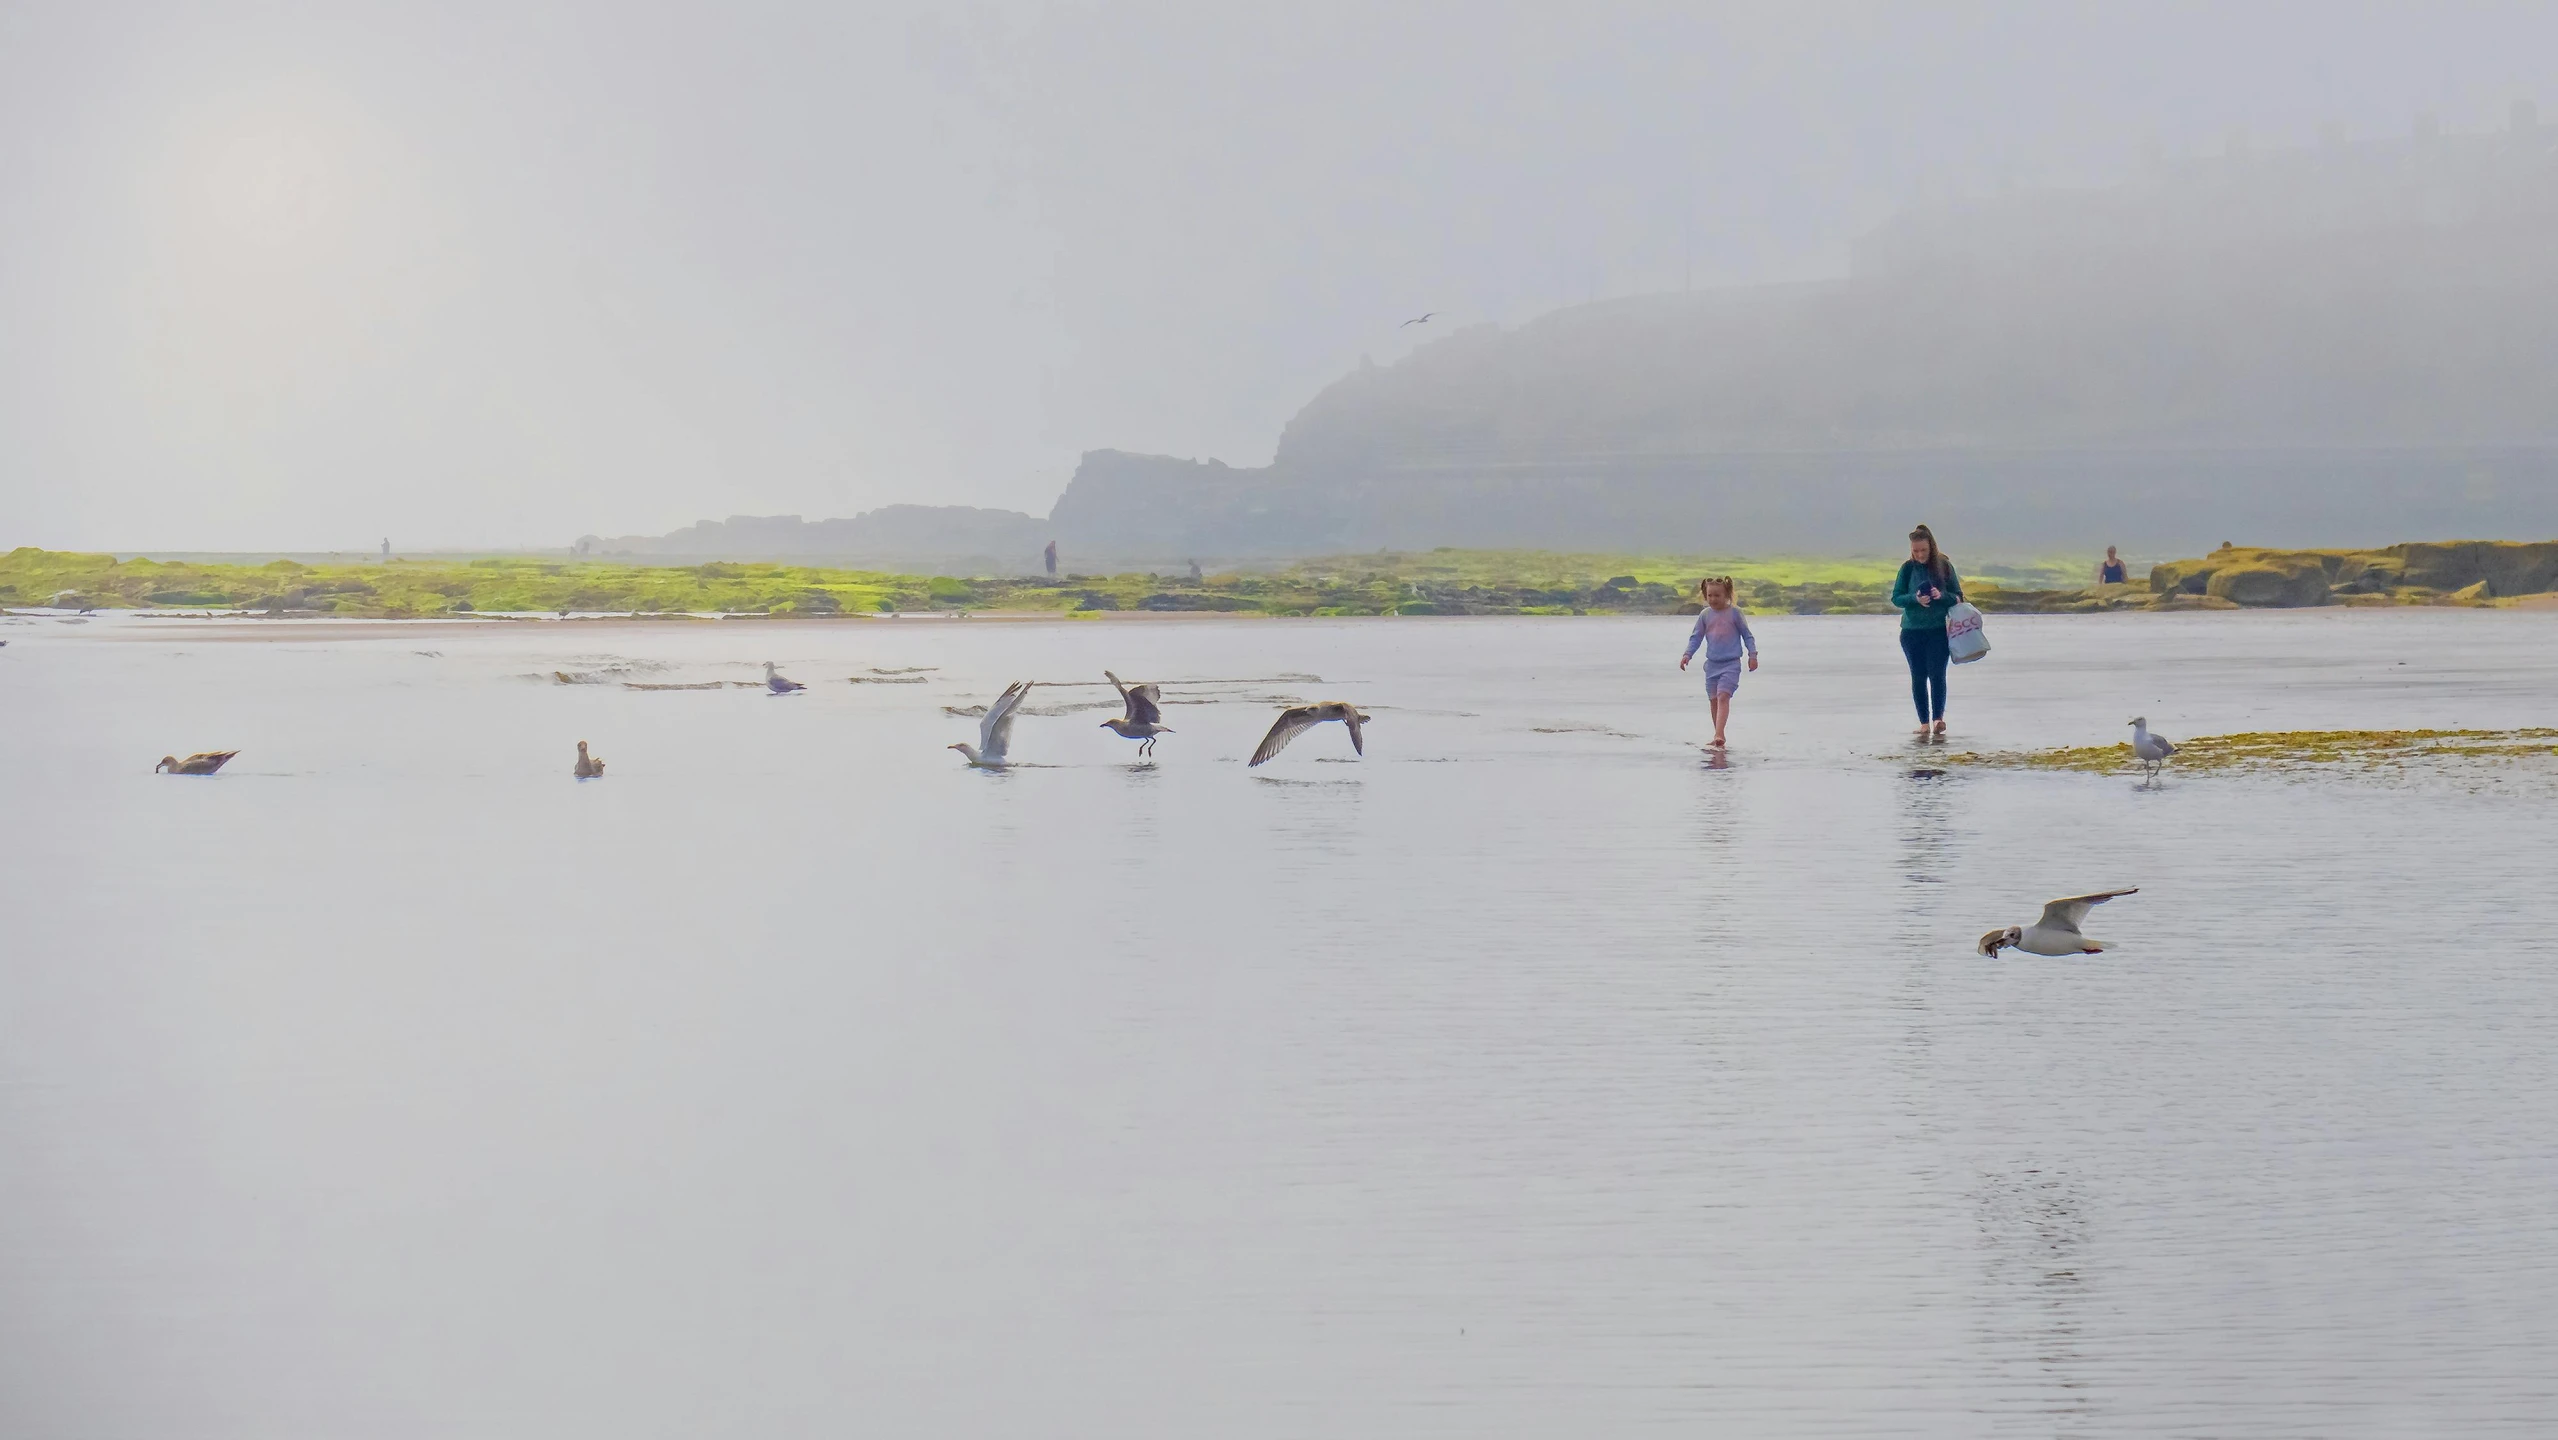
{"left": 573, "top": 740, "right": 606, "bottom": 778}
{"left": 1249, "top": 702, "right": 1370, "bottom": 766}
{"left": 949, "top": 681, "right": 1033, "bottom": 768}
{"left": 1978, "top": 889, "right": 2138, "bottom": 957}
{"left": 763, "top": 662, "right": 805, "bottom": 695}
{"left": 1100, "top": 670, "right": 1172, "bottom": 756}
{"left": 2128, "top": 717, "right": 2177, "bottom": 783}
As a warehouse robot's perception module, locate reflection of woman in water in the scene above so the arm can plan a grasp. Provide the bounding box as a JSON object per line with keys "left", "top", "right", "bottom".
{"left": 1890, "top": 524, "right": 1963, "bottom": 739}
{"left": 2098, "top": 546, "right": 2129, "bottom": 585}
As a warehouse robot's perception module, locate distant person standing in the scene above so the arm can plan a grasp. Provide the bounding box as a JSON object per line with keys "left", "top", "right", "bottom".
{"left": 381, "top": 537, "right": 390, "bottom": 560}
{"left": 1891, "top": 523, "right": 1964, "bottom": 739}
{"left": 1044, "top": 540, "right": 1058, "bottom": 577}
{"left": 2098, "top": 545, "right": 2129, "bottom": 585}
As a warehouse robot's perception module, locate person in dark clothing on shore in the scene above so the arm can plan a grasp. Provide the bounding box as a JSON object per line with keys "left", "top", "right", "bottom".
{"left": 1044, "top": 540, "right": 1057, "bottom": 577}
{"left": 1890, "top": 524, "right": 1964, "bottom": 739}
{"left": 2098, "top": 545, "right": 2129, "bottom": 585}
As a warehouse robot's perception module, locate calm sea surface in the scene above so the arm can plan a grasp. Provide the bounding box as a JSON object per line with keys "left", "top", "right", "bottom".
{"left": 3, "top": 608, "right": 2555, "bottom": 1438}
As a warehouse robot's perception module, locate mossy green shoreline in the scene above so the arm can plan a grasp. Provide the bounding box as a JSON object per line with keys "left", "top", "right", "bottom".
{"left": 1, "top": 547, "right": 1948, "bottom": 619}
{"left": 9, "top": 539, "right": 2554, "bottom": 620}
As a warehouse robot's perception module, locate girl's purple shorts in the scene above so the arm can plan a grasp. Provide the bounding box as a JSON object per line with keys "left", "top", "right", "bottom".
{"left": 1703, "top": 657, "right": 1743, "bottom": 697}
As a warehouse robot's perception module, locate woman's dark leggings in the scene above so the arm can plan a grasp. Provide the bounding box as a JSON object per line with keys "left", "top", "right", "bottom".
{"left": 1900, "top": 627, "right": 1950, "bottom": 722}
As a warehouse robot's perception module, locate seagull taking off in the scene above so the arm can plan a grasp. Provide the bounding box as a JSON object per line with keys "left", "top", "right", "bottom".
{"left": 763, "top": 662, "right": 805, "bottom": 695}
{"left": 155, "top": 751, "right": 238, "bottom": 776}
{"left": 1100, "top": 670, "right": 1172, "bottom": 756}
{"left": 2128, "top": 717, "right": 2176, "bottom": 783}
{"left": 573, "top": 740, "right": 606, "bottom": 778}
{"left": 1978, "top": 889, "right": 2138, "bottom": 957}
{"left": 1249, "top": 702, "right": 1370, "bottom": 766}
{"left": 1400, "top": 312, "right": 1435, "bottom": 327}
{"left": 950, "top": 681, "right": 1033, "bottom": 768}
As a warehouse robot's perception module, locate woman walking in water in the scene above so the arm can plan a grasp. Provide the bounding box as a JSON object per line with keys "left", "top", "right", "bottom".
{"left": 1891, "top": 524, "right": 1963, "bottom": 739}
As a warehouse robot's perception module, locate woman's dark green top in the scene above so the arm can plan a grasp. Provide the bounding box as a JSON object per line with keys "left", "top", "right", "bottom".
{"left": 1890, "top": 559, "right": 1964, "bottom": 630}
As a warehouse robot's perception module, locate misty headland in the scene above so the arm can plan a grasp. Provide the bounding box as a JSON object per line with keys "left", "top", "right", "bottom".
{"left": 586, "top": 112, "right": 2558, "bottom": 572}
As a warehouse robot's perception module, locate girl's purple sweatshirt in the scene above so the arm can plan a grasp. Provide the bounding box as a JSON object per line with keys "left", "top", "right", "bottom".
{"left": 1682, "top": 605, "right": 1758, "bottom": 664}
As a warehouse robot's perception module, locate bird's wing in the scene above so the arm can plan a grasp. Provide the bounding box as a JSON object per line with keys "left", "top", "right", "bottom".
{"left": 982, "top": 681, "right": 1031, "bottom": 752}
{"left": 1341, "top": 706, "right": 1365, "bottom": 755}
{"left": 1250, "top": 706, "right": 1325, "bottom": 766}
{"left": 1104, "top": 670, "right": 1131, "bottom": 708}
{"left": 2037, "top": 888, "right": 2138, "bottom": 933}
{"left": 2156, "top": 737, "right": 2177, "bottom": 755}
{"left": 1129, "top": 684, "right": 1163, "bottom": 725}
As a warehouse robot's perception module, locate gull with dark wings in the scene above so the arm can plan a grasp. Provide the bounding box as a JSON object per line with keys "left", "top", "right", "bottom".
{"left": 1978, "top": 888, "right": 2138, "bottom": 957}
{"left": 763, "top": 662, "right": 806, "bottom": 695}
{"left": 1100, "top": 670, "right": 1172, "bottom": 756}
{"left": 155, "top": 751, "right": 238, "bottom": 776}
{"left": 949, "top": 681, "right": 1033, "bottom": 768}
{"left": 573, "top": 740, "right": 606, "bottom": 778}
{"left": 1400, "top": 312, "right": 1436, "bottom": 327}
{"left": 1249, "top": 701, "right": 1370, "bottom": 767}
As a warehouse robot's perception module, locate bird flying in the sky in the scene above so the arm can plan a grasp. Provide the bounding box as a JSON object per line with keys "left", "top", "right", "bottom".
{"left": 1401, "top": 312, "right": 1436, "bottom": 327}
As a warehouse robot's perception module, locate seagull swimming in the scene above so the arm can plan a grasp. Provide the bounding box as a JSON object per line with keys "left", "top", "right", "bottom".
{"left": 1100, "top": 670, "right": 1172, "bottom": 756}
{"left": 949, "top": 681, "right": 1033, "bottom": 768}
{"left": 1249, "top": 701, "right": 1370, "bottom": 767}
{"left": 763, "top": 662, "right": 805, "bottom": 695}
{"left": 1978, "top": 888, "right": 2138, "bottom": 957}
{"left": 2128, "top": 717, "right": 2177, "bottom": 783}
{"left": 573, "top": 740, "right": 606, "bottom": 778}
{"left": 155, "top": 751, "right": 238, "bottom": 776}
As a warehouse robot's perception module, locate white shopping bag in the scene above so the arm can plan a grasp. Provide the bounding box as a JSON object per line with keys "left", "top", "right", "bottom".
{"left": 1946, "top": 602, "right": 1990, "bottom": 663}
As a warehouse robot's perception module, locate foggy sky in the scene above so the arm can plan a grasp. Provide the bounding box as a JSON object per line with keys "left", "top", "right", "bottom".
{"left": 3, "top": 1, "right": 2553, "bottom": 551}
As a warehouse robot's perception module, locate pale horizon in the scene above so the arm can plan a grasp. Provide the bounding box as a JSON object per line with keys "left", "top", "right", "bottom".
{"left": 5, "top": 1, "right": 2554, "bottom": 551}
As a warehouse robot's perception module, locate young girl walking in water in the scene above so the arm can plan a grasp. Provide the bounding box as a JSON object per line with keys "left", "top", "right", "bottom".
{"left": 1678, "top": 576, "right": 1759, "bottom": 748}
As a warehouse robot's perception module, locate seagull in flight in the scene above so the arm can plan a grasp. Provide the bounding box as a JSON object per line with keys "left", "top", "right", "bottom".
{"left": 1978, "top": 889, "right": 2138, "bottom": 957}
{"left": 763, "top": 661, "right": 805, "bottom": 695}
{"left": 2128, "top": 717, "right": 2176, "bottom": 784}
{"left": 1401, "top": 312, "right": 1436, "bottom": 327}
{"left": 1249, "top": 701, "right": 1370, "bottom": 766}
{"left": 950, "top": 681, "right": 1033, "bottom": 768}
{"left": 1100, "top": 670, "right": 1172, "bottom": 756}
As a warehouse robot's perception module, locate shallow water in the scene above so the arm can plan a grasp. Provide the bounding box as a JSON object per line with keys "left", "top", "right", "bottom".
{"left": 3, "top": 608, "right": 2555, "bottom": 1438}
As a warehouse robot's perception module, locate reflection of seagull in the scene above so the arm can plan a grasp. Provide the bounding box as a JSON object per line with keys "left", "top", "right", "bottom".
{"left": 1400, "top": 312, "right": 1436, "bottom": 327}
{"left": 950, "top": 681, "right": 1032, "bottom": 767}
{"left": 1100, "top": 670, "right": 1171, "bottom": 756}
{"left": 156, "top": 751, "right": 238, "bottom": 776}
{"left": 1250, "top": 702, "right": 1370, "bottom": 766}
{"left": 573, "top": 740, "right": 606, "bottom": 778}
{"left": 1979, "top": 889, "right": 2137, "bottom": 957}
{"left": 763, "top": 662, "right": 805, "bottom": 695}
{"left": 2128, "top": 717, "right": 2176, "bottom": 783}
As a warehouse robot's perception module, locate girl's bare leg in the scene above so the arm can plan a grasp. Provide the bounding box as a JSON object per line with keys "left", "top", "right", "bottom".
{"left": 1710, "top": 693, "right": 1731, "bottom": 747}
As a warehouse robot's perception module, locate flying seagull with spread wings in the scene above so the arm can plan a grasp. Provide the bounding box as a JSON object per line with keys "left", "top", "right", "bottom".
{"left": 1100, "top": 670, "right": 1172, "bottom": 756}
{"left": 950, "top": 681, "right": 1033, "bottom": 768}
{"left": 1401, "top": 312, "right": 1436, "bottom": 327}
{"left": 1249, "top": 701, "right": 1370, "bottom": 767}
{"left": 1978, "top": 889, "right": 2138, "bottom": 957}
